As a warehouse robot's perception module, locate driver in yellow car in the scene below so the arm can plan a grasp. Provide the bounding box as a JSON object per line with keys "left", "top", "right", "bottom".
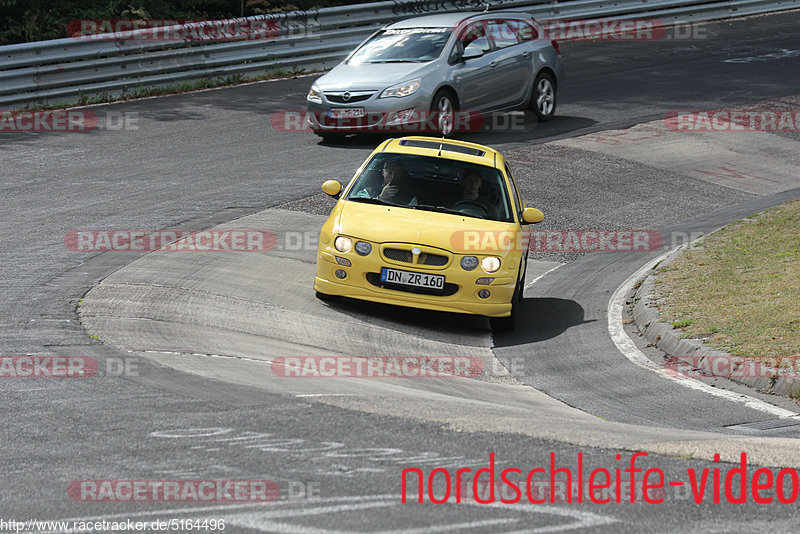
{"left": 355, "top": 159, "right": 417, "bottom": 205}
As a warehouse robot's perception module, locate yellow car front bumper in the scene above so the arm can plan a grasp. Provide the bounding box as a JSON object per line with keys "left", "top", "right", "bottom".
{"left": 314, "top": 250, "right": 517, "bottom": 317}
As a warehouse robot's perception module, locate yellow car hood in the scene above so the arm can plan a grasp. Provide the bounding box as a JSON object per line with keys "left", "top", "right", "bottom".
{"left": 336, "top": 200, "right": 513, "bottom": 251}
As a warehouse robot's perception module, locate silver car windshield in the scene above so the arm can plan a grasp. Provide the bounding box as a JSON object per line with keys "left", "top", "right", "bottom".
{"left": 347, "top": 28, "right": 452, "bottom": 64}
{"left": 346, "top": 153, "right": 514, "bottom": 222}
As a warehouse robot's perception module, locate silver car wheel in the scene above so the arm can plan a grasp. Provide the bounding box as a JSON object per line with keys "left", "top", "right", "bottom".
{"left": 536, "top": 79, "right": 554, "bottom": 116}
{"left": 432, "top": 91, "right": 455, "bottom": 135}
{"left": 530, "top": 72, "right": 556, "bottom": 121}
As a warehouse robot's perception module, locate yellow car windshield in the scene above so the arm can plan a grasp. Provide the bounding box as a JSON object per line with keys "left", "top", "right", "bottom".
{"left": 346, "top": 153, "right": 514, "bottom": 222}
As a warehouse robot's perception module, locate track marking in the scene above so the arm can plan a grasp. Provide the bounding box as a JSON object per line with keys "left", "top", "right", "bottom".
{"left": 608, "top": 249, "right": 798, "bottom": 418}
{"left": 225, "top": 495, "right": 617, "bottom": 533}
{"left": 24, "top": 495, "right": 617, "bottom": 534}
{"left": 525, "top": 263, "right": 564, "bottom": 290}
{"left": 295, "top": 394, "right": 363, "bottom": 397}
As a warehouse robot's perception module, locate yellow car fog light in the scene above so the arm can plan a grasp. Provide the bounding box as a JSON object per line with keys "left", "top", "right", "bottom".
{"left": 335, "top": 269, "right": 347, "bottom": 279}
{"left": 481, "top": 256, "right": 501, "bottom": 273}
{"left": 478, "top": 289, "right": 491, "bottom": 299}
{"left": 334, "top": 236, "right": 353, "bottom": 253}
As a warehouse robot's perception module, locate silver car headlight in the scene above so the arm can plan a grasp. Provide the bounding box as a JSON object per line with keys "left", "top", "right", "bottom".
{"left": 307, "top": 84, "right": 322, "bottom": 103}
{"left": 380, "top": 78, "right": 421, "bottom": 99}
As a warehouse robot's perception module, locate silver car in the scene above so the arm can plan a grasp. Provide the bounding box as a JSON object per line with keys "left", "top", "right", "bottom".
{"left": 306, "top": 11, "right": 564, "bottom": 139}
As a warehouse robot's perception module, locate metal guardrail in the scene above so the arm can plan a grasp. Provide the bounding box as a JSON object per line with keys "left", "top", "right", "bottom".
{"left": 0, "top": 0, "right": 797, "bottom": 109}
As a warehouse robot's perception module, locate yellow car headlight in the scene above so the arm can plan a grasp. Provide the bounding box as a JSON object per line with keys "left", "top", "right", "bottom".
{"left": 334, "top": 236, "right": 353, "bottom": 253}
{"left": 354, "top": 241, "right": 372, "bottom": 256}
{"left": 460, "top": 256, "right": 479, "bottom": 271}
{"left": 481, "top": 256, "right": 501, "bottom": 273}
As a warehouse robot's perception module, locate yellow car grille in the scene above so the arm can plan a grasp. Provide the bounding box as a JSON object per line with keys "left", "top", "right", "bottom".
{"left": 382, "top": 247, "right": 449, "bottom": 266}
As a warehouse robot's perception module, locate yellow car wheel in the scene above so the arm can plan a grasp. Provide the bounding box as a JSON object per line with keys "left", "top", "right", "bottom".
{"left": 490, "top": 269, "right": 524, "bottom": 332}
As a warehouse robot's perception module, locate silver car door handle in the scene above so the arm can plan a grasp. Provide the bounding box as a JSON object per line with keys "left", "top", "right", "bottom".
{"left": 490, "top": 61, "right": 497, "bottom": 68}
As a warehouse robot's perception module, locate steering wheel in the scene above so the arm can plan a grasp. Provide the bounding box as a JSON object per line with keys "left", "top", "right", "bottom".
{"left": 451, "top": 200, "right": 489, "bottom": 218}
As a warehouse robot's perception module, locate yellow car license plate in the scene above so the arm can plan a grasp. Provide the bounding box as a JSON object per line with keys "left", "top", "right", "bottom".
{"left": 380, "top": 267, "right": 445, "bottom": 290}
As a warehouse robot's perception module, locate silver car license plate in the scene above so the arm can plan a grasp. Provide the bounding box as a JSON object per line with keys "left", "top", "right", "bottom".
{"left": 328, "top": 107, "right": 365, "bottom": 119}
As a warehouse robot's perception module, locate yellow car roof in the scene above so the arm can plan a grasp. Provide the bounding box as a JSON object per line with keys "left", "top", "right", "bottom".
{"left": 377, "top": 136, "right": 502, "bottom": 168}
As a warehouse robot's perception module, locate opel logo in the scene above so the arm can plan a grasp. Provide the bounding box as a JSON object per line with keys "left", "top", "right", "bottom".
{"left": 342, "top": 91, "right": 351, "bottom": 101}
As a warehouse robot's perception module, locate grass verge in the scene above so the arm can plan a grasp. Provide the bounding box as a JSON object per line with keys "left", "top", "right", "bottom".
{"left": 654, "top": 199, "right": 800, "bottom": 362}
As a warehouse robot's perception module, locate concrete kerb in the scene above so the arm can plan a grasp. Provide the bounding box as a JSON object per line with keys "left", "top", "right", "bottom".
{"left": 631, "top": 235, "right": 800, "bottom": 399}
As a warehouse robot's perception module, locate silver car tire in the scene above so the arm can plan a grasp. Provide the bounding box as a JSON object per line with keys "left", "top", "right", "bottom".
{"left": 530, "top": 72, "right": 556, "bottom": 122}
{"left": 430, "top": 89, "right": 456, "bottom": 135}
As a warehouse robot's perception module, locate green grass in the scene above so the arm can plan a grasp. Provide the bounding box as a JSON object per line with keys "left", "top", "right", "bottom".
{"left": 654, "top": 199, "right": 800, "bottom": 363}
{"left": 671, "top": 318, "right": 694, "bottom": 329}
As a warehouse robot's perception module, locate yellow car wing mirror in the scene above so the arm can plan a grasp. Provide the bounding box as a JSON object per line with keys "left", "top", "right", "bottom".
{"left": 322, "top": 180, "right": 342, "bottom": 198}
{"left": 522, "top": 207, "right": 544, "bottom": 224}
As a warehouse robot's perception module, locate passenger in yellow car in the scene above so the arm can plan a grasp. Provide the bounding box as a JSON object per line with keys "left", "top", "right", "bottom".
{"left": 355, "top": 160, "right": 417, "bottom": 205}
{"left": 448, "top": 169, "right": 496, "bottom": 219}
{"left": 456, "top": 169, "right": 483, "bottom": 202}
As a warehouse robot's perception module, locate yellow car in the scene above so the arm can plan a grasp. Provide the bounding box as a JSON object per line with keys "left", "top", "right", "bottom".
{"left": 314, "top": 136, "right": 544, "bottom": 330}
